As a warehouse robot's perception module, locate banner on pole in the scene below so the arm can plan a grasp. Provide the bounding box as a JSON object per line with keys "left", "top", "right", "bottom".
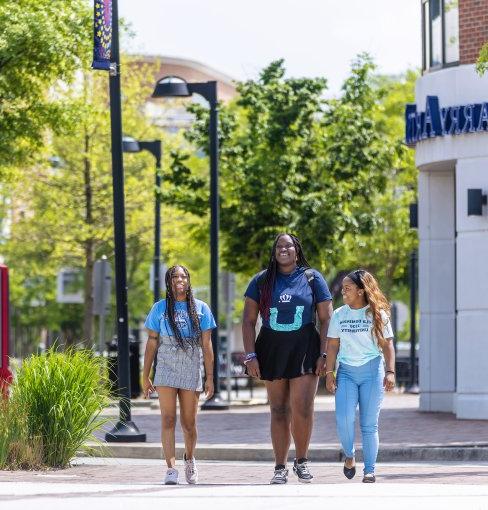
{"left": 92, "top": 0, "right": 113, "bottom": 71}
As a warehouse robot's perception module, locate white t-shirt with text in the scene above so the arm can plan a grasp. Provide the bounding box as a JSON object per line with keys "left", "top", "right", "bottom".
{"left": 327, "top": 304, "right": 393, "bottom": 367}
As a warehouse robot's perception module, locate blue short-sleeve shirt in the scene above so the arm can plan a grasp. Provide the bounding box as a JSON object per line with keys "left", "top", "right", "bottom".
{"left": 144, "top": 298, "right": 216, "bottom": 338}
{"left": 244, "top": 266, "right": 332, "bottom": 331}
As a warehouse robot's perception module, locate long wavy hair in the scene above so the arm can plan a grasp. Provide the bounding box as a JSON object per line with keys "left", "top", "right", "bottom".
{"left": 165, "top": 265, "right": 201, "bottom": 350}
{"left": 346, "top": 269, "right": 391, "bottom": 349}
{"left": 259, "top": 233, "right": 311, "bottom": 320}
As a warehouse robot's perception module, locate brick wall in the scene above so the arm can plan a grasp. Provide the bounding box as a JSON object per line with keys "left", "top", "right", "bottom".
{"left": 459, "top": 0, "right": 488, "bottom": 64}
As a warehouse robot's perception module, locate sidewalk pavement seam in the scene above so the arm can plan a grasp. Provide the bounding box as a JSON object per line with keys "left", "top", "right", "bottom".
{"left": 83, "top": 442, "right": 488, "bottom": 462}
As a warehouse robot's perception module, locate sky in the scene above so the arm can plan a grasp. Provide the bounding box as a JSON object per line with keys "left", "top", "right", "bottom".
{"left": 118, "top": 0, "right": 421, "bottom": 95}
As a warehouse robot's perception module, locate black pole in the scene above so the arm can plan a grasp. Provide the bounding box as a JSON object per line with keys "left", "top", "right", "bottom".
{"left": 154, "top": 156, "right": 162, "bottom": 304}
{"left": 105, "top": 0, "right": 145, "bottom": 442}
{"left": 407, "top": 249, "right": 419, "bottom": 393}
{"left": 201, "top": 82, "right": 228, "bottom": 410}
{"left": 150, "top": 152, "right": 162, "bottom": 395}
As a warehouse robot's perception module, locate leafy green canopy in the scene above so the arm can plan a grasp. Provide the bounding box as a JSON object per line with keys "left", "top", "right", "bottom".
{"left": 340, "top": 70, "right": 418, "bottom": 296}
{"left": 0, "top": 0, "right": 91, "bottom": 173}
{"left": 165, "top": 55, "right": 396, "bottom": 275}
{"left": 3, "top": 56, "right": 212, "bottom": 344}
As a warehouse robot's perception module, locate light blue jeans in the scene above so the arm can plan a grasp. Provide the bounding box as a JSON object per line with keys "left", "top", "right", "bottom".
{"left": 335, "top": 356, "right": 384, "bottom": 474}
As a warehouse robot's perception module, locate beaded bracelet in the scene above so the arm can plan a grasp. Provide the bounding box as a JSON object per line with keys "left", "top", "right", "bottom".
{"left": 244, "top": 352, "right": 257, "bottom": 365}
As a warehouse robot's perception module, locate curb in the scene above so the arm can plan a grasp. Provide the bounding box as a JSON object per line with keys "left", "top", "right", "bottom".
{"left": 84, "top": 443, "right": 488, "bottom": 462}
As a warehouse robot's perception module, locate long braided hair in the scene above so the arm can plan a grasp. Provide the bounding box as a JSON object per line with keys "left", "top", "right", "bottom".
{"left": 164, "top": 265, "right": 202, "bottom": 350}
{"left": 259, "top": 233, "right": 311, "bottom": 320}
{"left": 346, "top": 269, "right": 391, "bottom": 349}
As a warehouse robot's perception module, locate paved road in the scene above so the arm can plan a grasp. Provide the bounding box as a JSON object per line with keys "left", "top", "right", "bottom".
{"left": 2, "top": 458, "right": 488, "bottom": 510}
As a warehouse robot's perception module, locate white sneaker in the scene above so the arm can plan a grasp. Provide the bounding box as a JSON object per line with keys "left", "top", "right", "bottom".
{"left": 184, "top": 455, "right": 198, "bottom": 484}
{"left": 270, "top": 467, "right": 288, "bottom": 484}
{"left": 164, "top": 468, "right": 179, "bottom": 485}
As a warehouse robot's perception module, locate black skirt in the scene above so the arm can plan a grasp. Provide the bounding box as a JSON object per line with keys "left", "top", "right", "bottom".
{"left": 254, "top": 323, "right": 320, "bottom": 381}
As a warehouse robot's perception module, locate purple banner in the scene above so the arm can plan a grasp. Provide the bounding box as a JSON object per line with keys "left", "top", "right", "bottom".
{"left": 92, "top": 0, "right": 112, "bottom": 71}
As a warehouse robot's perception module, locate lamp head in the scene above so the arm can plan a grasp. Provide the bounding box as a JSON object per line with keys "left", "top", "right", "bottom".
{"left": 152, "top": 76, "right": 191, "bottom": 98}
{"left": 122, "top": 136, "right": 141, "bottom": 153}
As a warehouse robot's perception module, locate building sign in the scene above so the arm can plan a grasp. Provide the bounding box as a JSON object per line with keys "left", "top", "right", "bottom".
{"left": 56, "top": 268, "right": 84, "bottom": 304}
{"left": 405, "top": 95, "right": 488, "bottom": 146}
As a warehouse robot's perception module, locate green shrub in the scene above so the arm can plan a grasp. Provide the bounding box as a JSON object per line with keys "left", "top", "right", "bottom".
{"left": 11, "top": 348, "right": 110, "bottom": 468}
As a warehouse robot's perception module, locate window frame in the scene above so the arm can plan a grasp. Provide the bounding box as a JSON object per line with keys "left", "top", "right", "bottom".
{"left": 421, "top": 0, "right": 459, "bottom": 73}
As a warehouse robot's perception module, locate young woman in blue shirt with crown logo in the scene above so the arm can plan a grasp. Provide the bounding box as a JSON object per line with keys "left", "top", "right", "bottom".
{"left": 242, "top": 233, "right": 333, "bottom": 484}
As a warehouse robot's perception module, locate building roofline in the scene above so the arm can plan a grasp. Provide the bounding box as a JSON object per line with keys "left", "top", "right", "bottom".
{"left": 127, "top": 54, "right": 237, "bottom": 88}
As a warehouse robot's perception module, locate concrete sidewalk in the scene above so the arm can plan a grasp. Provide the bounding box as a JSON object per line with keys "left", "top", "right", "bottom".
{"left": 2, "top": 459, "right": 488, "bottom": 510}
{"left": 92, "top": 394, "right": 488, "bottom": 461}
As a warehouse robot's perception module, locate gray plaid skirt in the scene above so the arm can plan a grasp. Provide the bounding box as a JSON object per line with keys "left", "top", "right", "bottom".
{"left": 154, "top": 335, "right": 203, "bottom": 392}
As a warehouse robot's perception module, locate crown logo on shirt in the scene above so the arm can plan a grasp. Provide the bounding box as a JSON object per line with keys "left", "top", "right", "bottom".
{"left": 279, "top": 294, "right": 292, "bottom": 303}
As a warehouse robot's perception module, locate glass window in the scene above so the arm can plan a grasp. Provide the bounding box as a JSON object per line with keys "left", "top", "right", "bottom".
{"left": 430, "top": 0, "right": 442, "bottom": 67}
{"left": 422, "top": 0, "right": 459, "bottom": 71}
{"left": 423, "top": 1, "right": 430, "bottom": 70}
{"left": 444, "top": 0, "right": 459, "bottom": 63}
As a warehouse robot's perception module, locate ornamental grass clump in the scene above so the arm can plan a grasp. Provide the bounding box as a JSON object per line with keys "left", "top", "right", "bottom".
{"left": 12, "top": 348, "right": 110, "bottom": 468}
{"left": 0, "top": 398, "right": 43, "bottom": 470}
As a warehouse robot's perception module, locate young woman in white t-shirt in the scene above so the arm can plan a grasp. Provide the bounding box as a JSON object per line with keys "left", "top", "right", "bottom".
{"left": 325, "top": 269, "right": 395, "bottom": 483}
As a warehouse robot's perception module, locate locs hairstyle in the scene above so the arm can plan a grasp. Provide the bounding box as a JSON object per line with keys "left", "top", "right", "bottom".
{"left": 259, "top": 233, "right": 311, "bottom": 319}
{"left": 164, "top": 265, "right": 202, "bottom": 350}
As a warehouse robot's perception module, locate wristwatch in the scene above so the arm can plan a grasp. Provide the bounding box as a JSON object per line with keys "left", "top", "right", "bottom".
{"left": 320, "top": 352, "right": 327, "bottom": 359}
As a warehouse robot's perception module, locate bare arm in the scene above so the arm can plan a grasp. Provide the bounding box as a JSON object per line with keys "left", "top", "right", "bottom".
{"left": 142, "top": 329, "right": 158, "bottom": 397}
{"left": 315, "top": 300, "right": 333, "bottom": 375}
{"left": 325, "top": 338, "right": 340, "bottom": 393}
{"left": 201, "top": 329, "right": 215, "bottom": 399}
{"left": 242, "top": 297, "right": 260, "bottom": 378}
{"left": 382, "top": 338, "right": 396, "bottom": 391}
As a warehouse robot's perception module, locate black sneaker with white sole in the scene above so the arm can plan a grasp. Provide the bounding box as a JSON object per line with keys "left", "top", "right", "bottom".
{"left": 362, "top": 472, "right": 376, "bottom": 483}
{"left": 293, "top": 458, "right": 313, "bottom": 483}
{"left": 270, "top": 466, "right": 288, "bottom": 484}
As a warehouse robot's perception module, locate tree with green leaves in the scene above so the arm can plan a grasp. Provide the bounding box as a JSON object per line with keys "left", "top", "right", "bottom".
{"left": 0, "top": 0, "right": 91, "bottom": 175}
{"left": 4, "top": 57, "right": 179, "bottom": 345}
{"left": 164, "top": 55, "right": 396, "bottom": 277}
{"left": 340, "top": 71, "right": 419, "bottom": 297}
{"left": 3, "top": 53, "right": 213, "bottom": 349}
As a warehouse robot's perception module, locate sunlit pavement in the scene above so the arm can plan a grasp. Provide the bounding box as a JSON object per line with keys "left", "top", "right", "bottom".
{"left": 2, "top": 458, "right": 488, "bottom": 509}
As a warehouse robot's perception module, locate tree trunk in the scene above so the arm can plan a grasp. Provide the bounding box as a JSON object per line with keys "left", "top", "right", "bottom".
{"left": 82, "top": 133, "right": 95, "bottom": 345}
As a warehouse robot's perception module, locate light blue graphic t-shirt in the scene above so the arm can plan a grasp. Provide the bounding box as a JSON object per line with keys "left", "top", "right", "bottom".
{"left": 144, "top": 298, "right": 216, "bottom": 339}
{"left": 245, "top": 266, "right": 332, "bottom": 332}
{"left": 327, "top": 305, "right": 394, "bottom": 366}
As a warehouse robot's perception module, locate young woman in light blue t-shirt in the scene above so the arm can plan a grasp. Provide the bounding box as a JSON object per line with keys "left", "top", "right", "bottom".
{"left": 325, "top": 269, "right": 396, "bottom": 483}
{"left": 142, "top": 265, "right": 216, "bottom": 486}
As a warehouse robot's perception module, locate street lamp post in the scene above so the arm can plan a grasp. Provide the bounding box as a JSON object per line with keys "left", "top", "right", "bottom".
{"left": 122, "top": 137, "right": 163, "bottom": 304}
{"left": 105, "top": 0, "right": 145, "bottom": 442}
{"left": 408, "top": 202, "right": 419, "bottom": 394}
{"left": 152, "top": 77, "right": 228, "bottom": 410}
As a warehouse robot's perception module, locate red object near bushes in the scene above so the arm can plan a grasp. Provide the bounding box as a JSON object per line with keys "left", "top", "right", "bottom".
{"left": 0, "top": 265, "right": 12, "bottom": 396}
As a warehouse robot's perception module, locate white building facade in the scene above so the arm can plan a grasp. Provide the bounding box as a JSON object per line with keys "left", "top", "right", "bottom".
{"left": 409, "top": 0, "right": 488, "bottom": 419}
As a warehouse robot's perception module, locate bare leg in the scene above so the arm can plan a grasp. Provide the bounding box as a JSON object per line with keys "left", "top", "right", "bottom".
{"left": 178, "top": 389, "right": 200, "bottom": 459}
{"left": 265, "top": 379, "right": 291, "bottom": 466}
{"left": 157, "top": 386, "right": 178, "bottom": 468}
{"left": 289, "top": 374, "right": 318, "bottom": 460}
